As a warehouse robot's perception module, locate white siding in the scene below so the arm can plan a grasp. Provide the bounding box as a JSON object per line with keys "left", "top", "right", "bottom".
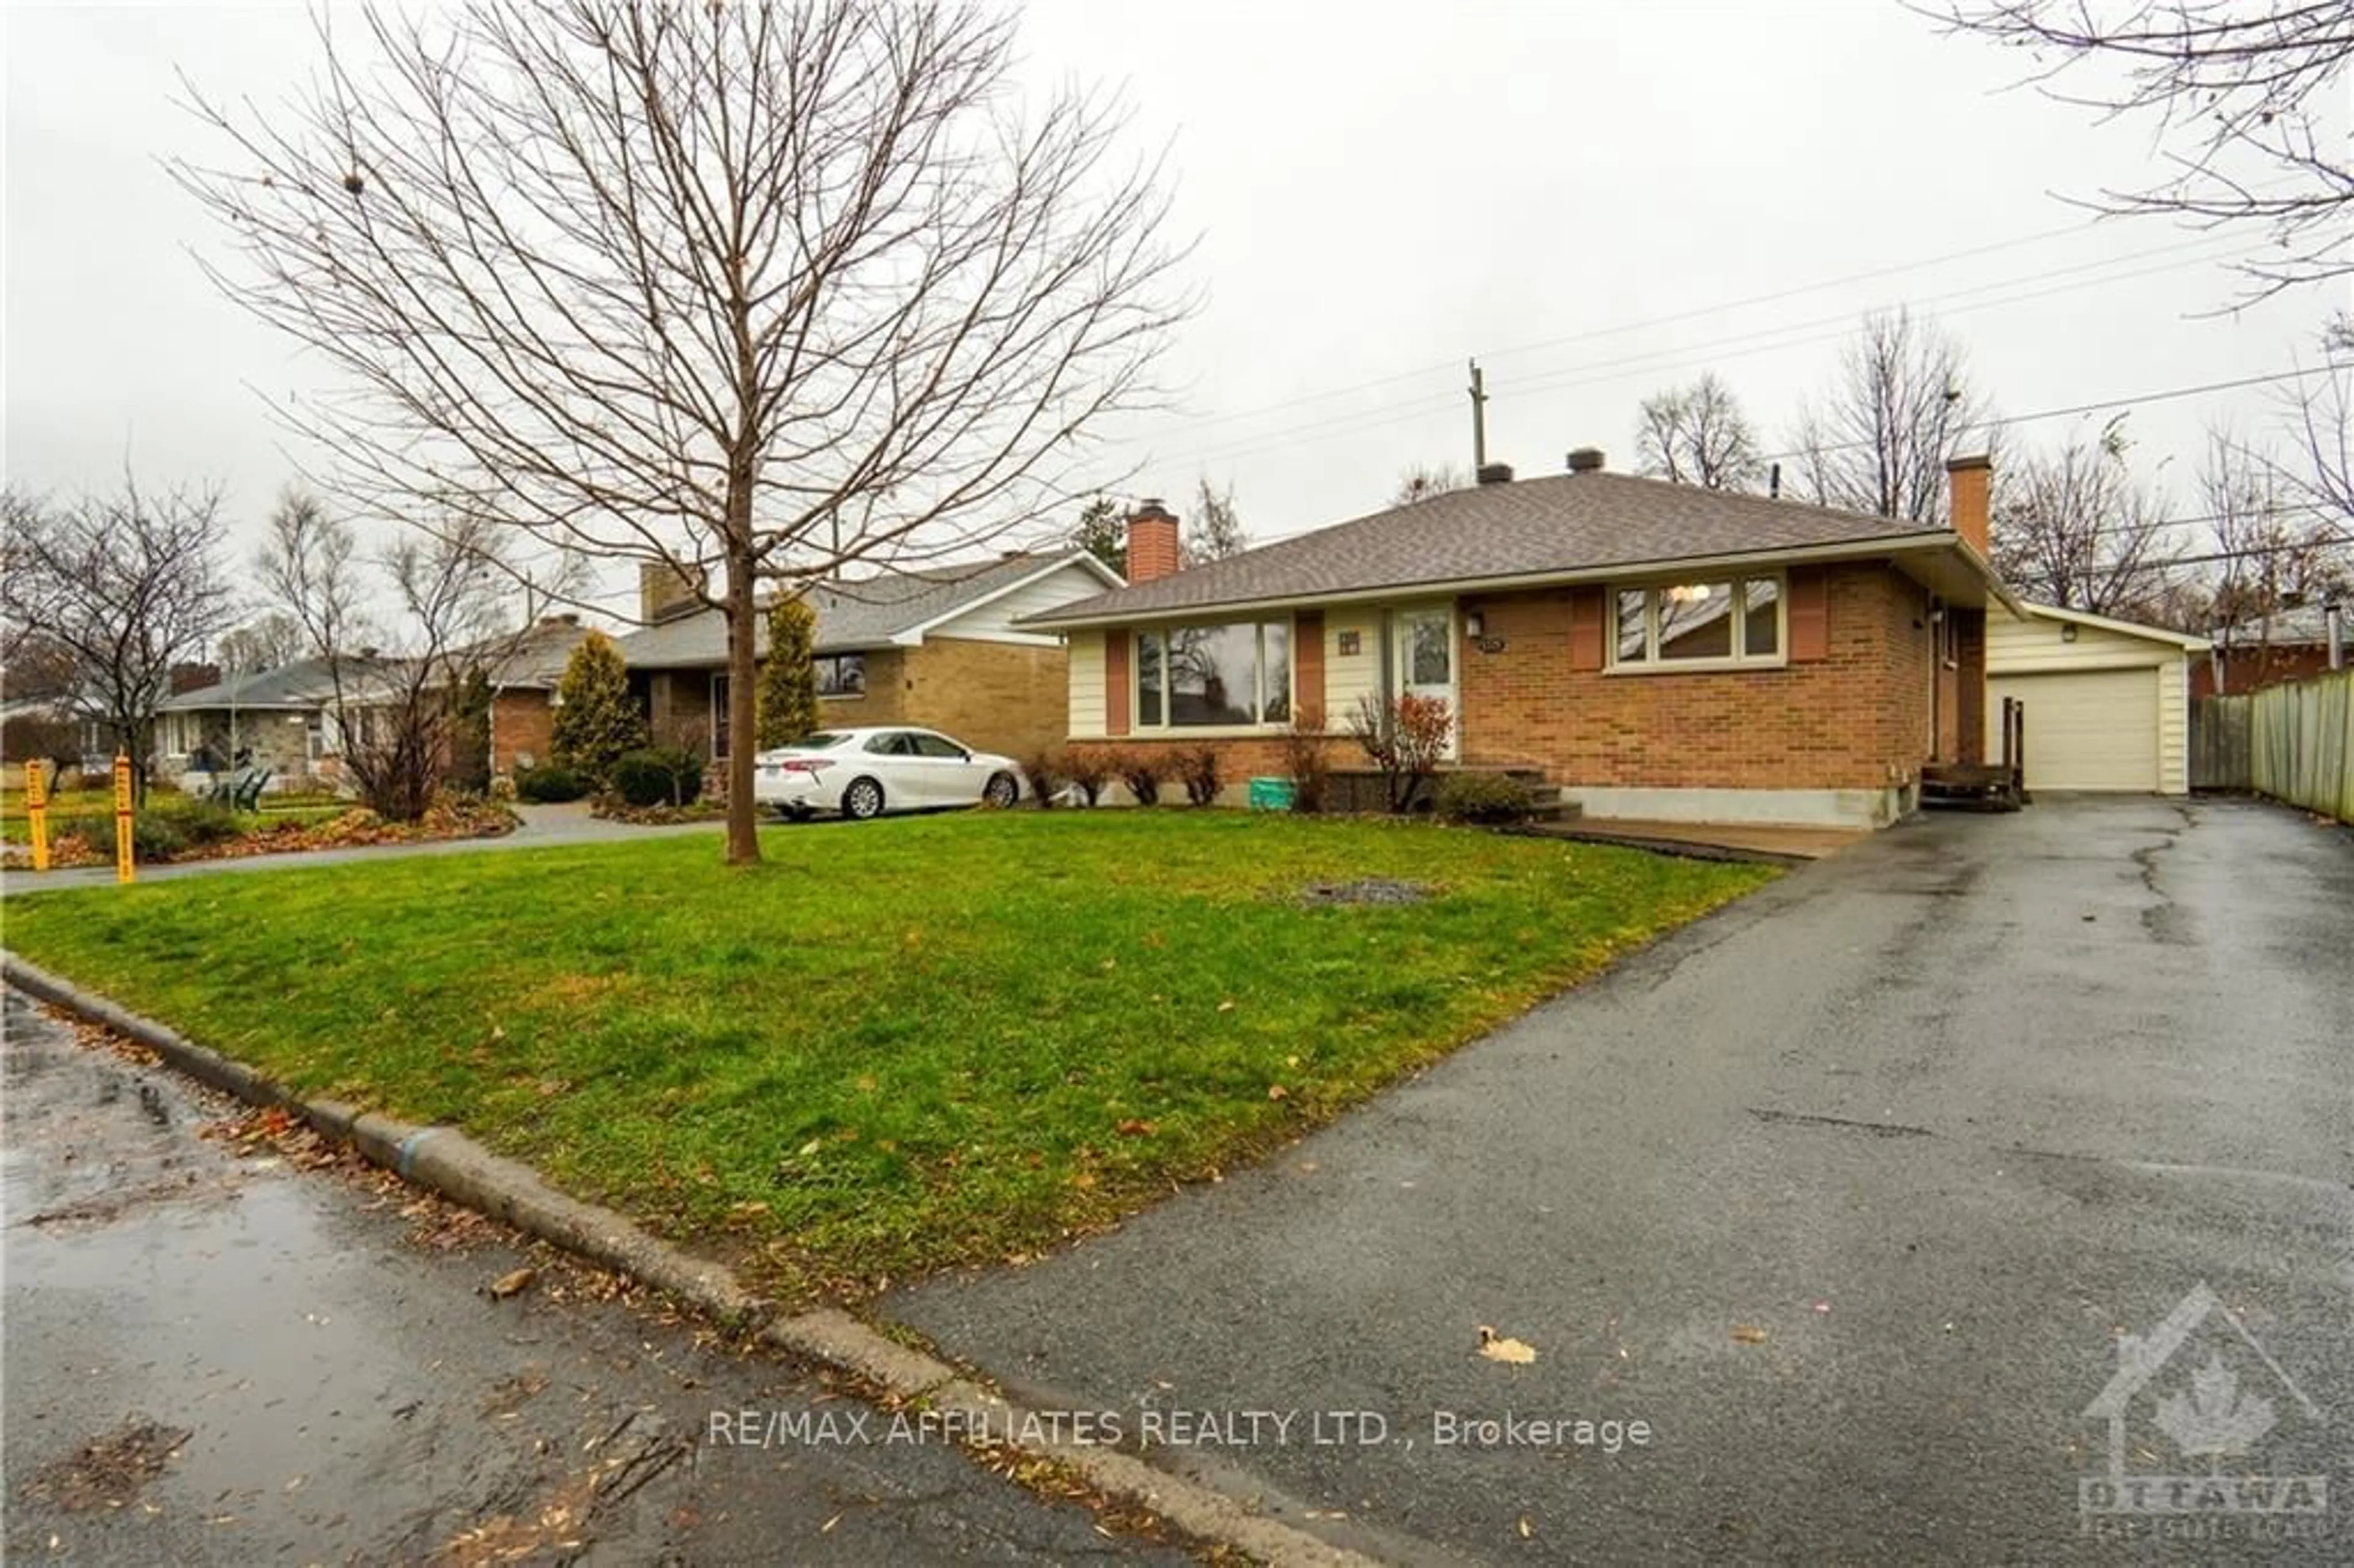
{"left": 1068, "top": 630, "right": 1107, "bottom": 739}
{"left": 931, "top": 560, "right": 1112, "bottom": 644}
{"left": 1324, "top": 607, "right": 1381, "bottom": 725}
{"left": 1986, "top": 606, "right": 2194, "bottom": 794}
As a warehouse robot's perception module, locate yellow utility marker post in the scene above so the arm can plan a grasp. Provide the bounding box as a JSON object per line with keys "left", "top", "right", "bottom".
{"left": 25, "top": 758, "right": 51, "bottom": 872}
{"left": 113, "top": 753, "right": 135, "bottom": 885}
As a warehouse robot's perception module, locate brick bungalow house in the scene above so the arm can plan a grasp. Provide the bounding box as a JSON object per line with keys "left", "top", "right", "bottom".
{"left": 1027, "top": 450, "right": 2017, "bottom": 829}
{"left": 474, "top": 614, "right": 595, "bottom": 778}
{"left": 2192, "top": 602, "right": 2348, "bottom": 699}
{"left": 614, "top": 550, "right": 1122, "bottom": 767}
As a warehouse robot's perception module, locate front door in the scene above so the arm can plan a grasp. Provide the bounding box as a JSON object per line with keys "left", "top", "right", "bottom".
{"left": 1391, "top": 605, "right": 1459, "bottom": 758}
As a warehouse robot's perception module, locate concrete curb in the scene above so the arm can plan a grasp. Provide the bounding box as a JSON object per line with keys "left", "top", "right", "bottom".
{"left": 1, "top": 951, "right": 1379, "bottom": 1568}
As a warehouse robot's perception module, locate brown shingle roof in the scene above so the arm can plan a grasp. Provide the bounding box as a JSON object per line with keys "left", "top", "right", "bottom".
{"left": 1029, "top": 471, "right": 1960, "bottom": 626}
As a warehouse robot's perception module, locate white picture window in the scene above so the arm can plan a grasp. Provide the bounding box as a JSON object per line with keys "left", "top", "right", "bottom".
{"left": 1610, "top": 576, "right": 1785, "bottom": 668}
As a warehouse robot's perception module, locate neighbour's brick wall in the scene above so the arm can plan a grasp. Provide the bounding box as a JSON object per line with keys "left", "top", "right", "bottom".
{"left": 1455, "top": 563, "right": 1936, "bottom": 791}
{"left": 2190, "top": 641, "right": 2334, "bottom": 699}
{"left": 492, "top": 690, "right": 554, "bottom": 775}
{"left": 901, "top": 638, "right": 1068, "bottom": 761}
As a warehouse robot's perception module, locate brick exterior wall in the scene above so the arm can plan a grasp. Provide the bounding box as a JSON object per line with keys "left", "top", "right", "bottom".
{"left": 1084, "top": 562, "right": 1953, "bottom": 800}
{"left": 901, "top": 638, "right": 1070, "bottom": 761}
{"left": 492, "top": 690, "right": 554, "bottom": 775}
{"left": 639, "top": 642, "right": 1065, "bottom": 764}
{"left": 2190, "top": 641, "right": 2335, "bottom": 699}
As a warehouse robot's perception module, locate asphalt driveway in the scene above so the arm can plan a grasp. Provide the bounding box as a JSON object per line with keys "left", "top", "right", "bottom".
{"left": 891, "top": 798, "right": 2353, "bottom": 1564}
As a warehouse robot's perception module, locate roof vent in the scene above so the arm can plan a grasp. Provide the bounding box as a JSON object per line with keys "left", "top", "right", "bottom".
{"left": 1566, "top": 447, "right": 1606, "bottom": 474}
{"left": 1475, "top": 462, "right": 1514, "bottom": 486}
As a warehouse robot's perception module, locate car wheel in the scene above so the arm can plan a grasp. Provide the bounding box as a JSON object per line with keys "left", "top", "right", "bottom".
{"left": 842, "top": 777, "right": 886, "bottom": 820}
{"left": 982, "top": 771, "right": 1018, "bottom": 809}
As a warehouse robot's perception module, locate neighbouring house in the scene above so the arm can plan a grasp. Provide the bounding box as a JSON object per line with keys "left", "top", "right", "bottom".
{"left": 467, "top": 614, "right": 597, "bottom": 778}
{"left": 1026, "top": 449, "right": 2022, "bottom": 829}
{"left": 154, "top": 657, "right": 396, "bottom": 790}
{"left": 2190, "top": 603, "right": 2349, "bottom": 699}
{"left": 613, "top": 550, "right": 1124, "bottom": 769}
{"left": 1986, "top": 604, "right": 2206, "bottom": 795}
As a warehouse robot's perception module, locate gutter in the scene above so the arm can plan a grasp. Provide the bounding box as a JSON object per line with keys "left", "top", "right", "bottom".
{"left": 1023, "top": 531, "right": 1985, "bottom": 631}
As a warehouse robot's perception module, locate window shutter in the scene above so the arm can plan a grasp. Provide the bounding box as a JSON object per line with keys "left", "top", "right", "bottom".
{"left": 1569, "top": 588, "right": 1604, "bottom": 672}
{"left": 1787, "top": 569, "right": 1829, "bottom": 661}
{"left": 1293, "top": 611, "right": 1325, "bottom": 727}
{"left": 1105, "top": 632, "right": 1131, "bottom": 736}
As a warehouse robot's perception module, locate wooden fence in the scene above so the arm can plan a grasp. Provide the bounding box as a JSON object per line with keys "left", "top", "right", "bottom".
{"left": 2191, "top": 669, "right": 2354, "bottom": 823}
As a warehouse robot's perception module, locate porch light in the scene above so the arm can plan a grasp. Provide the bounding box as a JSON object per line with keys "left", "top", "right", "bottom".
{"left": 1464, "top": 610, "right": 1485, "bottom": 639}
{"left": 2061, "top": 623, "right": 2079, "bottom": 643}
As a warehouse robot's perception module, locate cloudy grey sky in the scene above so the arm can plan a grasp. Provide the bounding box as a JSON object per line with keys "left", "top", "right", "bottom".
{"left": 4, "top": 1, "right": 2339, "bottom": 626}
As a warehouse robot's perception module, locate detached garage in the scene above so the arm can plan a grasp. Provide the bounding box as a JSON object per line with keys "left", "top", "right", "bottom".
{"left": 1986, "top": 604, "right": 2206, "bottom": 794}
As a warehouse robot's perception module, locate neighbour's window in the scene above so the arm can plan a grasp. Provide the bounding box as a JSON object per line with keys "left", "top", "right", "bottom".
{"left": 816, "top": 653, "right": 866, "bottom": 698}
{"left": 1135, "top": 622, "right": 1292, "bottom": 727}
{"left": 710, "top": 673, "right": 731, "bottom": 758}
{"left": 1611, "top": 576, "right": 1784, "bottom": 668}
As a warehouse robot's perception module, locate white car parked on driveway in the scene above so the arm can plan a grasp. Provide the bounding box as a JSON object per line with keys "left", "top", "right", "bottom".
{"left": 752, "top": 727, "right": 1023, "bottom": 820}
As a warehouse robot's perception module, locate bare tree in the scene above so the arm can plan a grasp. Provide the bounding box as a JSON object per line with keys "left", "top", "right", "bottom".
{"left": 1187, "top": 478, "right": 1249, "bottom": 563}
{"left": 2203, "top": 427, "right": 2349, "bottom": 630}
{"left": 175, "top": 0, "right": 1192, "bottom": 863}
{"left": 0, "top": 476, "right": 234, "bottom": 802}
{"left": 261, "top": 490, "right": 541, "bottom": 821}
{"left": 1787, "top": 308, "right": 1997, "bottom": 524}
{"left": 217, "top": 612, "right": 308, "bottom": 674}
{"left": 1924, "top": 1, "right": 2352, "bottom": 301}
{"left": 1390, "top": 463, "right": 1469, "bottom": 506}
{"left": 1632, "top": 372, "right": 1764, "bottom": 490}
{"left": 1990, "top": 416, "right": 2183, "bottom": 618}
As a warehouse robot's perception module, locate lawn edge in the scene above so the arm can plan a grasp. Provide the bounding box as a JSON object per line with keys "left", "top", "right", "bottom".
{"left": 0, "top": 948, "right": 1378, "bottom": 1568}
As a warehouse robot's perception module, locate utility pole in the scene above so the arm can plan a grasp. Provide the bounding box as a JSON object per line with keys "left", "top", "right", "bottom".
{"left": 1468, "top": 359, "right": 1488, "bottom": 472}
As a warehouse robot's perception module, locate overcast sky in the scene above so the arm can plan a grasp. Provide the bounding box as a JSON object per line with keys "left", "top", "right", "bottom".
{"left": 4, "top": 1, "right": 2340, "bottom": 628}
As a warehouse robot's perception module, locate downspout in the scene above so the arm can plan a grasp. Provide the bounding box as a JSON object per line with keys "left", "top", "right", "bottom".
{"left": 2327, "top": 596, "right": 2345, "bottom": 672}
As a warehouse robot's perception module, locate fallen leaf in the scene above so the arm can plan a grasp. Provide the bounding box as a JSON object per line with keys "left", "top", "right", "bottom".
{"left": 1267, "top": 1084, "right": 1288, "bottom": 1101}
{"left": 1478, "top": 1325, "right": 1537, "bottom": 1364}
{"left": 487, "top": 1267, "right": 538, "bottom": 1301}
{"left": 1216, "top": 1000, "right": 1235, "bottom": 1013}
{"left": 1114, "top": 1119, "right": 1154, "bottom": 1136}
{"left": 1731, "top": 1325, "right": 1768, "bottom": 1344}
{"left": 1518, "top": 1515, "right": 1534, "bottom": 1538}
{"left": 796, "top": 1138, "right": 823, "bottom": 1158}
{"left": 820, "top": 1512, "right": 842, "bottom": 1534}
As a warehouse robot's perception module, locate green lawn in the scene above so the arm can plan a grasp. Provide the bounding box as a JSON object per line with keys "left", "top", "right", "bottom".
{"left": 1, "top": 812, "right": 1773, "bottom": 1298}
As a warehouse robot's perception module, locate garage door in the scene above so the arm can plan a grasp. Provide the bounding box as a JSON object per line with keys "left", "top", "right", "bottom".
{"left": 1988, "top": 669, "right": 2160, "bottom": 791}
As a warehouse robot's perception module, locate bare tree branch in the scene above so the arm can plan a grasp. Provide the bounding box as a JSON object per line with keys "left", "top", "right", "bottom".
{"left": 173, "top": 0, "right": 1195, "bottom": 861}
{"left": 1922, "top": 0, "right": 2353, "bottom": 302}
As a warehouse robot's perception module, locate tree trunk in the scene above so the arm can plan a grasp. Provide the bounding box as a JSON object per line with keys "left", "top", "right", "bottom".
{"left": 723, "top": 526, "right": 761, "bottom": 866}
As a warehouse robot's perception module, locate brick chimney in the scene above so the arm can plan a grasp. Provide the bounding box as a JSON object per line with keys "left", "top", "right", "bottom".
{"left": 1945, "top": 454, "right": 1992, "bottom": 556}
{"left": 170, "top": 662, "right": 221, "bottom": 695}
{"left": 639, "top": 560, "right": 706, "bottom": 624}
{"left": 1126, "top": 498, "right": 1181, "bottom": 584}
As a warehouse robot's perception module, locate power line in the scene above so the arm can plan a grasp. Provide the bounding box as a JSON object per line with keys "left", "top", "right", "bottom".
{"left": 1124, "top": 213, "right": 2244, "bottom": 446}
{"left": 1152, "top": 234, "right": 2264, "bottom": 472}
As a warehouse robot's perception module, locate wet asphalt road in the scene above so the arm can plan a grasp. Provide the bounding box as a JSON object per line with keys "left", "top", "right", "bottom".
{"left": 1, "top": 992, "right": 1190, "bottom": 1566}
{"left": 892, "top": 799, "right": 2354, "bottom": 1564}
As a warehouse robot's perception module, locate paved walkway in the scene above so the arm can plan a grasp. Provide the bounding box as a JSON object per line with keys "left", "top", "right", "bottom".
{"left": 1531, "top": 816, "right": 1870, "bottom": 862}
{"left": 891, "top": 799, "right": 2353, "bottom": 1564}
{"left": 2, "top": 804, "right": 726, "bottom": 895}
